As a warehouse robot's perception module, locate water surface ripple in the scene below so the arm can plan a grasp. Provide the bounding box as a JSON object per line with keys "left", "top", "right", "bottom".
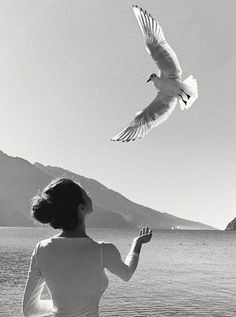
{"left": 0, "top": 227, "right": 235, "bottom": 316}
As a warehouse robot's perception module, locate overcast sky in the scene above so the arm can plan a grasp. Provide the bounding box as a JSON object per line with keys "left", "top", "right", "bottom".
{"left": 0, "top": 0, "right": 235, "bottom": 229}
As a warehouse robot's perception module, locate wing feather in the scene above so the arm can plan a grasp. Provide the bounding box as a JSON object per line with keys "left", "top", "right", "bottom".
{"left": 133, "top": 5, "right": 182, "bottom": 80}
{"left": 111, "top": 93, "right": 177, "bottom": 142}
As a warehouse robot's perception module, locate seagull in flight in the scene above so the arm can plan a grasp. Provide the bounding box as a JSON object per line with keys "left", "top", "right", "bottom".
{"left": 111, "top": 5, "right": 198, "bottom": 142}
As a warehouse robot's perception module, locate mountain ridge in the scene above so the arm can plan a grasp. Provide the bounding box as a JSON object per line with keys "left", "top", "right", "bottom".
{"left": 0, "top": 150, "right": 216, "bottom": 229}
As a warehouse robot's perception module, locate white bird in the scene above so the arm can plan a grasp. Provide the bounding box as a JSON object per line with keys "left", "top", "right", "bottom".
{"left": 111, "top": 5, "right": 198, "bottom": 142}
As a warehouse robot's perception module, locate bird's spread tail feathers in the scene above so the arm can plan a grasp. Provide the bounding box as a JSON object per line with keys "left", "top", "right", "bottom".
{"left": 179, "top": 75, "right": 198, "bottom": 110}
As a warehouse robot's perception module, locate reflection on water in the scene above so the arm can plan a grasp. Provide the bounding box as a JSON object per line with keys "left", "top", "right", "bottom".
{"left": 0, "top": 227, "right": 236, "bottom": 316}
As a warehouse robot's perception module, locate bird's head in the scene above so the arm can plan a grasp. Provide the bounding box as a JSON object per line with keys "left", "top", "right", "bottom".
{"left": 147, "top": 73, "right": 157, "bottom": 83}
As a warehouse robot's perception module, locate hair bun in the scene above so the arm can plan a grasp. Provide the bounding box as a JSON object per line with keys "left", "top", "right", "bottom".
{"left": 31, "top": 178, "right": 85, "bottom": 230}
{"left": 31, "top": 194, "right": 55, "bottom": 224}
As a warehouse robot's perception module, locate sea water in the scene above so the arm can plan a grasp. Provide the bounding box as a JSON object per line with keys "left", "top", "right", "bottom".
{"left": 0, "top": 227, "right": 235, "bottom": 317}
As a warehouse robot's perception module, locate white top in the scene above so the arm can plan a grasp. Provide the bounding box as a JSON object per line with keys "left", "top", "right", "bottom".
{"left": 22, "top": 236, "right": 139, "bottom": 317}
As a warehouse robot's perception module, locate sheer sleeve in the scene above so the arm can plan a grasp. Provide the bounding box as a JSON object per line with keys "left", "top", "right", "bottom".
{"left": 22, "top": 243, "right": 53, "bottom": 317}
{"left": 102, "top": 243, "right": 139, "bottom": 282}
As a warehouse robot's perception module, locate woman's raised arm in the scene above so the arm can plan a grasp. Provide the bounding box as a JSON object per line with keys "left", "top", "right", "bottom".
{"left": 103, "top": 227, "right": 152, "bottom": 281}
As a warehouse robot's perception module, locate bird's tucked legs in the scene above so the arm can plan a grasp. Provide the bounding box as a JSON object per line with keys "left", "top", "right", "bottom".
{"left": 180, "top": 89, "right": 191, "bottom": 100}
{"left": 179, "top": 94, "right": 187, "bottom": 105}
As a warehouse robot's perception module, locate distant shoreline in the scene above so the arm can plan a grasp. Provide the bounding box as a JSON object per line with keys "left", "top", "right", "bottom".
{"left": 0, "top": 226, "right": 221, "bottom": 231}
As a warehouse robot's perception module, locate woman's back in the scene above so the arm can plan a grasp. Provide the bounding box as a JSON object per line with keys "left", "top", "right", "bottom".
{"left": 29, "top": 237, "right": 108, "bottom": 316}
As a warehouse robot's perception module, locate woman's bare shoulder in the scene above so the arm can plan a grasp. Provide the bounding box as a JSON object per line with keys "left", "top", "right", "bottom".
{"left": 101, "top": 242, "right": 121, "bottom": 257}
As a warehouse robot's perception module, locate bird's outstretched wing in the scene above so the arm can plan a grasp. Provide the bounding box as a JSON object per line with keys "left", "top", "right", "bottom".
{"left": 111, "top": 94, "right": 177, "bottom": 142}
{"left": 133, "top": 5, "right": 182, "bottom": 80}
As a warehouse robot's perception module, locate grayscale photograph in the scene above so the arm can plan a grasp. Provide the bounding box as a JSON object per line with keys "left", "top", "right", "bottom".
{"left": 0, "top": 1, "right": 235, "bottom": 316}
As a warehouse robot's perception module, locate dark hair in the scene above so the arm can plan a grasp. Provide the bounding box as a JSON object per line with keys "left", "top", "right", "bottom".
{"left": 31, "top": 178, "right": 86, "bottom": 230}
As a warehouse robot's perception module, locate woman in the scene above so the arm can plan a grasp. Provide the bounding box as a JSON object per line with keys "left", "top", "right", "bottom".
{"left": 22, "top": 178, "right": 152, "bottom": 317}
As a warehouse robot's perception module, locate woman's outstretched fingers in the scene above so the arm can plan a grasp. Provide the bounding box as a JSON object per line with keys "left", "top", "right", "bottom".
{"left": 140, "top": 227, "right": 145, "bottom": 235}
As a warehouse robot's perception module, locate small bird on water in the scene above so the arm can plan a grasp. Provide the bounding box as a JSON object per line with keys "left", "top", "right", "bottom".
{"left": 111, "top": 5, "right": 198, "bottom": 142}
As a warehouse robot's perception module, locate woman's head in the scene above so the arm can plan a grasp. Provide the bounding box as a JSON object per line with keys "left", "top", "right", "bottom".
{"left": 31, "top": 178, "right": 92, "bottom": 230}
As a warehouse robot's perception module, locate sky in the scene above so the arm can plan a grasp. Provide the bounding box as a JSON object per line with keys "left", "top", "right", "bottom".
{"left": 0, "top": 0, "right": 235, "bottom": 229}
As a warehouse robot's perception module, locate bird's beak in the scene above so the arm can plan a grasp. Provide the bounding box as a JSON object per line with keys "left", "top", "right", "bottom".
{"left": 147, "top": 78, "right": 151, "bottom": 83}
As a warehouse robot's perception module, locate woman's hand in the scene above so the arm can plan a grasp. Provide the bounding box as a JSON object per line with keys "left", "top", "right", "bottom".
{"left": 131, "top": 226, "right": 152, "bottom": 254}
{"left": 136, "top": 226, "right": 152, "bottom": 244}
